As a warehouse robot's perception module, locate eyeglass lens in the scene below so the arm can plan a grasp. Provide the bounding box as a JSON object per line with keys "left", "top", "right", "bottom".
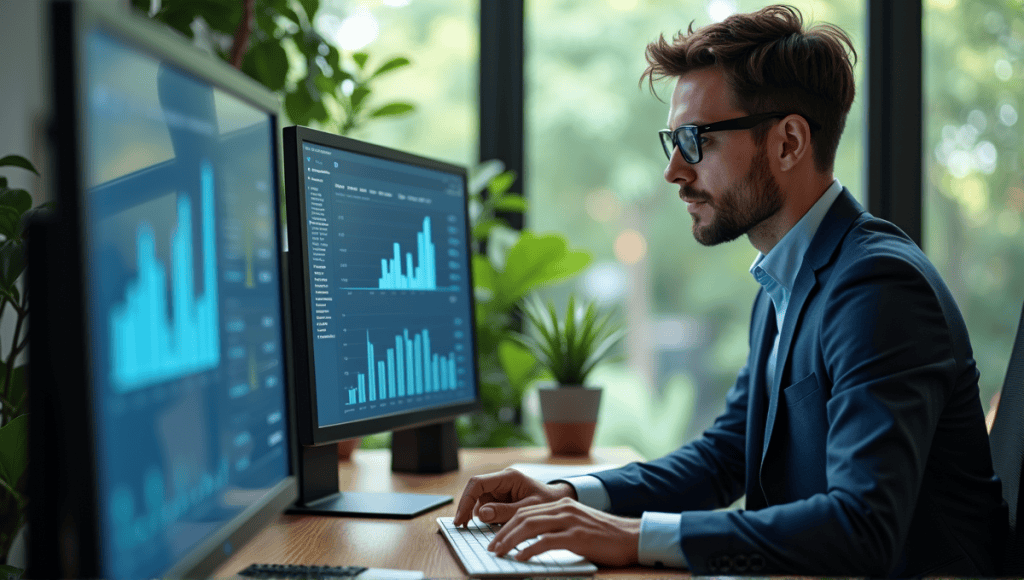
{"left": 661, "top": 127, "right": 700, "bottom": 163}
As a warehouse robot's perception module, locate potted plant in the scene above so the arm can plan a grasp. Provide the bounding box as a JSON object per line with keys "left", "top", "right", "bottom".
{"left": 512, "top": 293, "right": 624, "bottom": 456}
{"left": 0, "top": 154, "right": 51, "bottom": 572}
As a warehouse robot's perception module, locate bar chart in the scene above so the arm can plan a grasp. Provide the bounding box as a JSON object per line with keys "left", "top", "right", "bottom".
{"left": 377, "top": 216, "right": 436, "bottom": 290}
{"left": 347, "top": 328, "right": 460, "bottom": 405}
{"left": 109, "top": 162, "right": 220, "bottom": 392}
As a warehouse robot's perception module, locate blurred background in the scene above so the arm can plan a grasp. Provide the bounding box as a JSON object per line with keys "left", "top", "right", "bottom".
{"left": 321, "top": 0, "right": 1021, "bottom": 458}
{"left": 2, "top": 0, "right": 1021, "bottom": 459}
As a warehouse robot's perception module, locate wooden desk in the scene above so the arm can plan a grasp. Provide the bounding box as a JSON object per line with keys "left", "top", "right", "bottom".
{"left": 213, "top": 446, "right": 686, "bottom": 578}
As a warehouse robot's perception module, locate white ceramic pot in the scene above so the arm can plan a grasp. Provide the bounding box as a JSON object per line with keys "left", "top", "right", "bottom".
{"left": 537, "top": 384, "right": 602, "bottom": 456}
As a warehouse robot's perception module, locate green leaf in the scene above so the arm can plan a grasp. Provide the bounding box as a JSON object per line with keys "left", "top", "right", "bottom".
{"left": 370, "top": 56, "right": 411, "bottom": 79}
{"left": 471, "top": 218, "right": 503, "bottom": 242}
{"left": 498, "top": 339, "right": 538, "bottom": 391}
{"left": 469, "top": 160, "right": 506, "bottom": 196}
{"left": 307, "top": 100, "right": 328, "bottom": 123}
{"left": 242, "top": 41, "right": 289, "bottom": 92}
{"left": 488, "top": 171, "right": 516, "bottom": 196}
{"left": 297, "top": 0, "right": 320, "bottom": 21}
{"left": 284, "top": 86, "right": 315, "bottom": 125}
{"left": 314, "top": 72, "right": 339, "bottom": 95}
{"left": 324, "top": 44, "right": 343, "bottom": 74}
{"left": 276, "top": 3, "right": 302, "bottom": 27}
{"left": 349, "top": 86, "right": 371, "bottom": 112}
{"left": 352, "top": 52, "right": 369, "bottom": 69}
{"left": 0, "top": 240, "right": 26, "bottom": 290}
{"left": 3, "top": 364, "right": 28, "bottom": 415}
{"left": 368, "top": 102, "right": 415, "bottom": 118}
{"left": 199, "top": 0, "right": 241, "bottom": 34}
{"left": 152, "top": 3, "right": 198, "bottom": 38}
{"left": 0, "top": 189, "right": 31, "bottom": 216}
{"left": 0, "top": 564, "right": 24, "bottom": 580}
{"left": 0, "top": 207, "right": 20, "bottom": 240}
{"left": 0, "top": 156, "right": 38, "bottom": 176}
{"left": 0, "top": 414, "right": 29, "bottom": 499}
{"left": 498, "top": 232, "right": 591, "bottom": 305}
{"left": 492, "top": 194, "right": 527, "bottom": 213}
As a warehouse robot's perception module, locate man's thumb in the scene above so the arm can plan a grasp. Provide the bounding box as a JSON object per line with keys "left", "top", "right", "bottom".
{"left": 478, "top": 502, "right": 519, "bottom": 523}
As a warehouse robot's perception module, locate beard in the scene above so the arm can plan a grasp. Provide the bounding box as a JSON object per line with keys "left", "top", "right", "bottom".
{"left": 684, "top": 145, "right": 783, "bottom": 246}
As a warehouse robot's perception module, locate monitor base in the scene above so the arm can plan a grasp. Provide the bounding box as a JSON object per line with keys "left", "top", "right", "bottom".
{"left": 288, "top": 491, "right": 452, "bottom": 519}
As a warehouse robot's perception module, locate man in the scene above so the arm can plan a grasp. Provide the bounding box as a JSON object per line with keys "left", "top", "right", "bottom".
{"left": 453, "top": 5, "right": 1008, "bottom": 577}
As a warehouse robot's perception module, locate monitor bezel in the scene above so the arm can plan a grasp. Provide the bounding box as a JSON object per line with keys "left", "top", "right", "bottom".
{"left": 31, "top": 2, "right": 299, "bottom": 578}
{"left": 282, "top": 125, "right": 482, "bottom": 446}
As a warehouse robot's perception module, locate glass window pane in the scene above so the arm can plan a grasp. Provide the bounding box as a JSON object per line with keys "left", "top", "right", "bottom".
{"left": 924, "top": 0, "right": 1023, "bottom": 423}
{"left": 314, "top": 0, "right": 478, "bottom": 167}
{"left": 526, "top": 0, "right": 865, "bottom": 458}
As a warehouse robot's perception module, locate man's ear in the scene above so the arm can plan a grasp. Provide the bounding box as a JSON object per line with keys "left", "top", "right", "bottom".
{"left": 776, "top": 114, "right": 812, "bottom": 172}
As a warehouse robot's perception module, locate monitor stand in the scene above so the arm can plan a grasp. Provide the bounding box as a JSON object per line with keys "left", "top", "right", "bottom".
{"left": 288, "top": 421, "right": 458, "bottom": 518}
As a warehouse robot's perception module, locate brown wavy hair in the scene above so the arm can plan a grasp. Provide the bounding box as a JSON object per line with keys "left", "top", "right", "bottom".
{"left": 642, "top": 5, "right": 856, "bottom": 172}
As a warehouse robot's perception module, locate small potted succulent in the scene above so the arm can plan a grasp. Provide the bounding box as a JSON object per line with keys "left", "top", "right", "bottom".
{"left": 512, "top": 293, "right": 624, "bottom": 456}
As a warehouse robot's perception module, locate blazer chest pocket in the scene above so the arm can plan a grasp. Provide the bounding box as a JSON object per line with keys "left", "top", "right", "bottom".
{"left": 782, "top": 372, "right": 822, "bottom": 407}
{"left": 777, "top": 373, "right": 828, "bottom": 495}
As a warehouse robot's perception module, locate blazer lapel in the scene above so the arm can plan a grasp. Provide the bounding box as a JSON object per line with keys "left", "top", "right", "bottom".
{"left": 760, "top": 189, "right": 866, "bottom": 468}
{"left": 745, "top": 290, "right": 776, "bottom": 509}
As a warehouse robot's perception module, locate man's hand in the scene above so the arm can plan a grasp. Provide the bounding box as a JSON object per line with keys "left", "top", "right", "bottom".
{"left": 488, "top": 497, "right": 641, "bottom": 566}
{"left": 453, "top": 468, "right": 575, "bottom": 526}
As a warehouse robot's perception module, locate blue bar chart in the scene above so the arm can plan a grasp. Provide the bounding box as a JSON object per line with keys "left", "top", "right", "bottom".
{"left": 378, "top": 216, "right": 436, "bottom": 290}
{"left": 109, "top": 162, "right": 220, "bottom": 391}
{"left": 347, "top": 328, "right": 459, "bottom": 405}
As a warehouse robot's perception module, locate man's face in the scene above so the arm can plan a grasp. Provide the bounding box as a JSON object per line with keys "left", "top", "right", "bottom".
{"left": 663, "top": 68, "right": 783, "bottom": 246}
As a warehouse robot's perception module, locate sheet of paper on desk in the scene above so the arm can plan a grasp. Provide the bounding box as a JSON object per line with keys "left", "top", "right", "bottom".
{"left": 507, "top": 463, "right": 621, "bottom": 483}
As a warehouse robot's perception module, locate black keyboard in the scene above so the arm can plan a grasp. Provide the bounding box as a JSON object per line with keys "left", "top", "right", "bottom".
{"left": 238, "top": 563, "right": 369, "bottom": 579}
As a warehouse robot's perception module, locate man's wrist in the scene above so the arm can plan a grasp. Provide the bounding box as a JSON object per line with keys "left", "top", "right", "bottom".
{"left": 550, "top": 481, "right": 578, "bottom": 501}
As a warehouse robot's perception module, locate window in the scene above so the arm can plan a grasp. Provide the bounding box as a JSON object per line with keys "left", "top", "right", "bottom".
{"left": 525, "top": 0, "right": 865, "bottom": 458}
{"left": 314, "top": 0, "right": 478, "bottom": 167}
{"left": 924, "top": 0, "right": 1023, "bottom": 417}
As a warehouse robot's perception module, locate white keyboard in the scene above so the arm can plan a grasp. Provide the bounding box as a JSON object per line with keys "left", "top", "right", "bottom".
{"left": 436, "top": 516, "right": 598, "bottom": 577}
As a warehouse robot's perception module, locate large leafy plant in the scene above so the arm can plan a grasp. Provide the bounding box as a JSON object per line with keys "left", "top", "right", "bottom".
{"left": 458, "top": 164, "right": 593, "bottom": 446}
{"left": 0, "top": 154, "right": 50, "bottom": 568}
{"left": 134, "top": 0, "right": 415, "bottom": 132}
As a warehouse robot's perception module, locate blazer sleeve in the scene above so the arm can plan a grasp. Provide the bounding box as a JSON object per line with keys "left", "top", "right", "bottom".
{"left": 591, "top": 293, "right": 765, "bottom": 514}
{"left": 673, "top": 252, "right": 962, "bottom": 576}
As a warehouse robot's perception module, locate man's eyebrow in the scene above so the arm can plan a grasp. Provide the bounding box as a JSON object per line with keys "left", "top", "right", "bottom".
{"left": 667, "top": 120, "right": 701, "bottom": 130}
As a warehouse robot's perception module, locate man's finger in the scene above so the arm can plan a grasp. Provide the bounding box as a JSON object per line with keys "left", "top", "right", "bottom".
{"left": 478, "top": 496, "right": 539, "bottom": 523}
{"left": 489, "top": 513, "right": 563, "bottom": 556}
{"left": 514, "top": 531, "right": 574, "bottom": 562}
{"left": 453, "top": 471, "right": 516, "bottom": 526}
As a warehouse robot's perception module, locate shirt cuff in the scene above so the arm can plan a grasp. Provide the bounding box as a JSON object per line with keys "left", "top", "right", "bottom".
{"left": 638, "top": 512, "right": 688, "bottom": 569}
{"left": 555, "top": 475, "right": 611, "bottom": 512}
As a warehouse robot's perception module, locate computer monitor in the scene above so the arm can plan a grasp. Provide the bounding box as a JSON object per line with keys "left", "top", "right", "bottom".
{"left": 28, "top": 2, "right": 297, "bottom": 578}
{"left": 282, "top": 125, "right": 480, "bottom": 518}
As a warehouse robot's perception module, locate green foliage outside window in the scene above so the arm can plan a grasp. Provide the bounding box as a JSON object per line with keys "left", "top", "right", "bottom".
{"left": 924, "top": 0, "right": 1024, "bottom": 411}
{"left": 133, "top": 0, "right": 416, "bottom": 133}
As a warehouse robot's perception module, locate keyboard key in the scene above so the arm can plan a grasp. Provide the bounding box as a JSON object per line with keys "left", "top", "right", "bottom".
{"left": 436, "top": 516, "right": 598, "bottom": 576}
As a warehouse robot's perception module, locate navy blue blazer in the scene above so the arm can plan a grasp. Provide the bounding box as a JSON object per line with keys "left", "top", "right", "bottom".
{"left": 593, "top": 189, "right": 1007, "bottom": 577}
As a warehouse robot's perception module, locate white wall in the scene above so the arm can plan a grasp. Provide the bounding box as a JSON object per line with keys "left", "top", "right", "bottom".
{"left": 0, "top": 0, "right": 47, "bottom": 373}
{"left": 0, "top": 0, "right": 46, "bottom": 197}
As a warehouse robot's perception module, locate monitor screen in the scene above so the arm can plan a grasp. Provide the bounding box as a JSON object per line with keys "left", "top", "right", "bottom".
{"left": 284, "top": 126, "right": 479, "bottom": 446}
{"left": 29, "top": 3, "right": 296, "bottom": 578}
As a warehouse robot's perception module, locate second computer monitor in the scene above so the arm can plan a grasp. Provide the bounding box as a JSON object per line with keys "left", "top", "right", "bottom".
{"left": 283, "top": 126, "right": 480, "bottom": 516}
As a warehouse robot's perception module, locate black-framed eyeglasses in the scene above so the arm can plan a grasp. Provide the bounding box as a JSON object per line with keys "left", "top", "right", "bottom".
{"left": 659, "top": 112, "right": 818, "bottom": 164}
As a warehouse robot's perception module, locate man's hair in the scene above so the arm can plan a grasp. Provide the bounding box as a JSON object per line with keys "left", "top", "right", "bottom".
{"left": 642, "top": 5, "right": 857, "bottom": 172}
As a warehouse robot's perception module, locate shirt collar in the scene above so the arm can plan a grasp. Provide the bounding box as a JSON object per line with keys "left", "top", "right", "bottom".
{"left": 749, "top": 179, "right": 843, "bottom": 293}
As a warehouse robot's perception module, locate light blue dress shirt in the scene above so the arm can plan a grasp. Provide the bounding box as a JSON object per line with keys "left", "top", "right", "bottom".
{"left": 562, "top": 179, "right": 844, "bottom": 568}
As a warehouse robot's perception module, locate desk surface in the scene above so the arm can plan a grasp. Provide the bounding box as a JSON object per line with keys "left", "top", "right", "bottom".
{"left": 213, "top": 446, "right": 685, "bottom": 579}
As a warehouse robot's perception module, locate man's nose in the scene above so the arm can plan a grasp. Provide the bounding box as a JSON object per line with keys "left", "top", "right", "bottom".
{"left": 664, "top": 149, "right": 696, "bottom": 185}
